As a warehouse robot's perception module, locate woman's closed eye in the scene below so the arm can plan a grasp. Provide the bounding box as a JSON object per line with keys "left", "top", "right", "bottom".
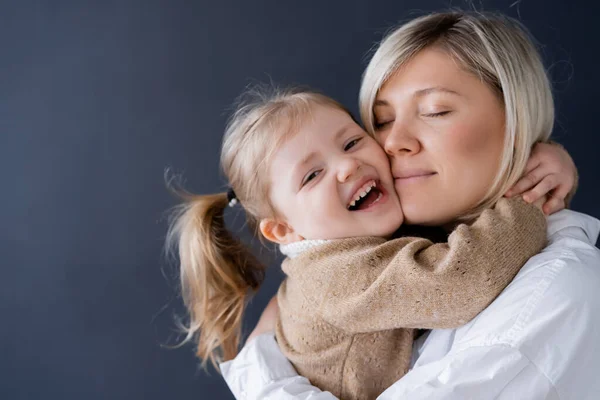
{"left": 423, "top": 110, "right": 451, "bottom": 118}
{"left": 374, "top": 120, "right": 393, "bottom": 130}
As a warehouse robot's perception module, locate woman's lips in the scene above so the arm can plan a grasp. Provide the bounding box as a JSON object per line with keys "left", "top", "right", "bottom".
{"left": 394, "top": 172, "right": 436, "bottom": 184}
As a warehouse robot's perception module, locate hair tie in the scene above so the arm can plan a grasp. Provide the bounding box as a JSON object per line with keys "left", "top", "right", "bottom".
{"left": 227, "top": 188, "right": 238, "bottom": 207}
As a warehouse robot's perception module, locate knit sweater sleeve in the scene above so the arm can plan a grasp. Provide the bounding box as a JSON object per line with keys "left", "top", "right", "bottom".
{"left": 297, "top": 197, "right": 547, "bottom": 333}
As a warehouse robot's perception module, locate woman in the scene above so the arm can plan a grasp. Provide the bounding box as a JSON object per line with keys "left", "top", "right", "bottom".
{"left": 220, "top": 12, "right": 600, "bottom": 399}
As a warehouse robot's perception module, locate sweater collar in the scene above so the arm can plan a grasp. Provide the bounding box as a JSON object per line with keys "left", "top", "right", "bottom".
{"left": 279, "top": 239, "right": 330, "bottom": 259}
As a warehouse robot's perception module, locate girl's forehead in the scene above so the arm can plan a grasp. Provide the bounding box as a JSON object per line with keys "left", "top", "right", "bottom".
{"left": 268, "top": 109, "right": 360, "bottom": 173}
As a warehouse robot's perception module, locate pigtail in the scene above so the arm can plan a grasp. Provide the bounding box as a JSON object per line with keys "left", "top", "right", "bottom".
{"left": 166, "top": 191, "right": 265, "bottom": 369}
{"left": 164, "top": 86, "right": 346, "bottom": 368}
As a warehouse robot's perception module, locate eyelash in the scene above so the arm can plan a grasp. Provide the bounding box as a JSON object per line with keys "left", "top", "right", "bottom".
{"left": 302, "top": 170, "right": 321, "bottom": 186}
{"left": 424, "top": 111, "right": 451, "bottom": 118}
{"left": 374, "top": 110, "right": 451, "bottom": 128}
{"left": 374, "top": 121, "right": 391, "bottom": 130}
{"left": 344, "top": 137, "right": 362, "bottom": 151}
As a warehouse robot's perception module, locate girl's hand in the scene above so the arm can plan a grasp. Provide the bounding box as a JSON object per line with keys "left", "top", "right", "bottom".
{"left": 247, "top": 295, "right": 279, "bottom": 344}
{"left": 505, "top": 141, "right": 578, "bottom": 215}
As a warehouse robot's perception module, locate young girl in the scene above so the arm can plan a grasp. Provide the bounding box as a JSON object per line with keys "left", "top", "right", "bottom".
{"left": 167, "top": 88, "right": 564, "bottom": 399}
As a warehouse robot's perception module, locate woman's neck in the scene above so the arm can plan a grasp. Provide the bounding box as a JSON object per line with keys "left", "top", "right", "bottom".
{"left": 393, "top": 225, "right": 449, "bottom": 243}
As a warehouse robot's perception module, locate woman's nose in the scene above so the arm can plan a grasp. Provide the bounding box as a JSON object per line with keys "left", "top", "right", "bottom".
{"left": 337, "top": 157, "right": 361, "bottom": 183}
{"left": 383, "top": 121, "right": 421, "bottom": 156}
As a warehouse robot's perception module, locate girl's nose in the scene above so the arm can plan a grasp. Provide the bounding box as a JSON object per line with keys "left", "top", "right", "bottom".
{"left": 337, "top": 157, "right": 361, "bottom": 183}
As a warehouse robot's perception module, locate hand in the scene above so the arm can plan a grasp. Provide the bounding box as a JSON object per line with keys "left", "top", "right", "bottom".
{"left": 247, "top": 294, "right": 279, "bottom": 343}
{"left": 531, "top": 194, "right": 548, "bottom": 212}
{"left": 505, "top": 141, "right": 578, "bottom": 215}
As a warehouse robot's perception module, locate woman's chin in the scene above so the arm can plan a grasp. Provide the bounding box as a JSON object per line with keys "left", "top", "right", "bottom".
{"left": 399, "top": 197, "right": 453, "bottom": 226}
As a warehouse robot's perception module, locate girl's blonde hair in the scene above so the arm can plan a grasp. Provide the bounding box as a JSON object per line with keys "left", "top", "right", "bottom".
{"left": 360, "top": 11, "right": 554, "bottom": 220}
{"left": 165, "top": 87, "right": 348, "bottom": 368}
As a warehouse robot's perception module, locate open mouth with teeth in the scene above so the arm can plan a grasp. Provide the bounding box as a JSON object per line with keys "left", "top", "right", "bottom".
{"left": 347, "top": 180, "right": 385, "bottom": 211}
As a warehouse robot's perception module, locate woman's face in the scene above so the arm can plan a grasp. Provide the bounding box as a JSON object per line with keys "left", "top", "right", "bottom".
{"left": 372, "top": 47, "right": 506, "bottom": 226}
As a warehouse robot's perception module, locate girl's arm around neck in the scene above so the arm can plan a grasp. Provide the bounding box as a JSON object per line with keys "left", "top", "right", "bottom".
{"left": 288, "top": 197, "right": 547, "bottom": 333}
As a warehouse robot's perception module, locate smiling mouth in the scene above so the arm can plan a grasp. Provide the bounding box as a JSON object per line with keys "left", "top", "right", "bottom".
{"left": 347, "top": 180, "right": 386, "bottom": 211}
{"left": 395, "top": 172, "right": 436, "bottom": 182}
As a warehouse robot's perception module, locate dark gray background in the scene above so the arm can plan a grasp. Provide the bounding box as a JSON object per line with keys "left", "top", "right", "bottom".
{"left": 1, "top": 0, "right": 598, "bottom": 399}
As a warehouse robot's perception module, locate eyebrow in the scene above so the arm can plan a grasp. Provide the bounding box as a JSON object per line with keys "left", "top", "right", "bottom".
{"left": 374, "top": 86, "right": 461, "bottom": 107}
{"left": 415, "top": 86, "right": 460, "bottom": 97}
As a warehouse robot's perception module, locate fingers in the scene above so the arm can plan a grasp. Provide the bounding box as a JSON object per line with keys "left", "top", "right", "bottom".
{"left": 531, "top": 194, "right": 547, "bottom": 211}
{"left": 505, "top": 167, "right": 543, "bottom": 197}
{"left": 522, "top": 175, "right": 557, "bottom": 203}
{"left": 508, "top": 141, "right": 575, "bottom": 212}
{"left": 543, "top": 195, "right": 565, "bottom": 215}
{"left": 524, "top": 151, "right": 542, "bottom": 174}
{"left": 540, "top": 182, "right": 571, "bottom": 215}
{"left": 550, "top": 180, "right": 572, "bottom": 202}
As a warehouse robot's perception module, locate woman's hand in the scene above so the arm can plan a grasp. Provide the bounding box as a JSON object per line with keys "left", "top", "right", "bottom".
{"left": 505, "top": 141, "right": 578, "bottom": 215}
{"left": 247, "top": 294, "right": 279, "bottom": 344}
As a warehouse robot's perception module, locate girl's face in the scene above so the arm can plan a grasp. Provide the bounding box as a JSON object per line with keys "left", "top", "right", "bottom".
{"left": 261, "top": 105, "right": 403, "bottom": 243}
{"left": 372, "top": 48, "right": 506, "bottom": 226}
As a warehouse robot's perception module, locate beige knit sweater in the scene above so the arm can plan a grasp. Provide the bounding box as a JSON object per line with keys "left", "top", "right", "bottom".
{"left": 275, "top": 197, "right": 547, "bottom": 400}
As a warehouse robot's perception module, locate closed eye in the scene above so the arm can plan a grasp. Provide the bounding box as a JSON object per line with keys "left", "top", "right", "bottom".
{"left": 344, "top": 137, "right": 362, "bottom": 151}
{"left": 374, "top": 120, "right": 392, "bottom": 130}
{"left": 301, "top": 170, "right": 321, "bottom": 187}
{"left": 424, "top": 111, "right": 451, "bottom": 117}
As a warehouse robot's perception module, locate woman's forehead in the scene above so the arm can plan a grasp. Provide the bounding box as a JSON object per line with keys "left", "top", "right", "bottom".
{"left": 376, "top": 49, "right": 493, "bottom": 105}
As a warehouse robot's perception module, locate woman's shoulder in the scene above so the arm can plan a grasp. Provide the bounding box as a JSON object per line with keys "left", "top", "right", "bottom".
{"left": 526, "top": 209, "right": 600, "bottom": 311}
{"left": 533, "top": 209, "right": 600, "bottom": 298}
{"left": 509, "top": 209, "right": 599, "bottom": 286}
{"left": 453, "top": 209, "right": 600, "bottom": 347}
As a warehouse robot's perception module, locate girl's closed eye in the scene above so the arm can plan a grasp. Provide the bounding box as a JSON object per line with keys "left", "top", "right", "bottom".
{"left": 301, "top": 169, "right": 322, "bottom": 187}
{"left": 344, "top": 137, "right": 363, "bottom": 151}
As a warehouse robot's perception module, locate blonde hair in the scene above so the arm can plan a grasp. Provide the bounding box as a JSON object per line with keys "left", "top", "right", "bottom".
{"left": 360, "top": 11, "right": 554, "bottom": 220}
{"left": 165, "top": 86, "right": 348, "bottom": 368}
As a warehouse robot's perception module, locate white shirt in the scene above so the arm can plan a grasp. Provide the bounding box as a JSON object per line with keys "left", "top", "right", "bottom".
{"left": 220, "top": 210, "right": 600, "bottom": 400}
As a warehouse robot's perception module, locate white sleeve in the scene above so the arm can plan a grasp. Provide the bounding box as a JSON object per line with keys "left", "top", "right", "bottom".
{"left": 220, "top": 333, "right": 339, "bottom": 400}
{"left": 378, "top": 345, "right": 557, "bottom": 400}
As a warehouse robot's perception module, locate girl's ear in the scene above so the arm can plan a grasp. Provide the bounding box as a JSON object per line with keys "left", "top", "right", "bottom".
{"left": 259, "top": 218, "right": 303, "bottom": 244}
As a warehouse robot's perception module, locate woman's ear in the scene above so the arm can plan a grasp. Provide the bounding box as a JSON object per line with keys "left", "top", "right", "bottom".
{"left": 259, "top": 218, "right": 303, "bottom": 244}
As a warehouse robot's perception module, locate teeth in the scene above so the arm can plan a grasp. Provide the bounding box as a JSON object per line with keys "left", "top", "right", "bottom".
{"left": 347, "top": 180, "right": 377, "bottom": 208}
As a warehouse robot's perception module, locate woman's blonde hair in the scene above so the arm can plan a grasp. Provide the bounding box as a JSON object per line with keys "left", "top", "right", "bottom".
{"left": 360, "top": 11, "right": 554, "bottom": 220}
{"left": 165, "top": 86, "right": 348, "bottom": 368}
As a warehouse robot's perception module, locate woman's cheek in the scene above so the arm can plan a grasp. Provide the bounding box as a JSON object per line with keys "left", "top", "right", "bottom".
{"left": 441, "top": 120, "right": 482, "bottom": 152}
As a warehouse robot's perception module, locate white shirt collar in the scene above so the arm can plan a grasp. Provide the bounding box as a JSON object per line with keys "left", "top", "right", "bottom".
{"left": 547, "top": 209, "right": 600, "bottom": 243}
